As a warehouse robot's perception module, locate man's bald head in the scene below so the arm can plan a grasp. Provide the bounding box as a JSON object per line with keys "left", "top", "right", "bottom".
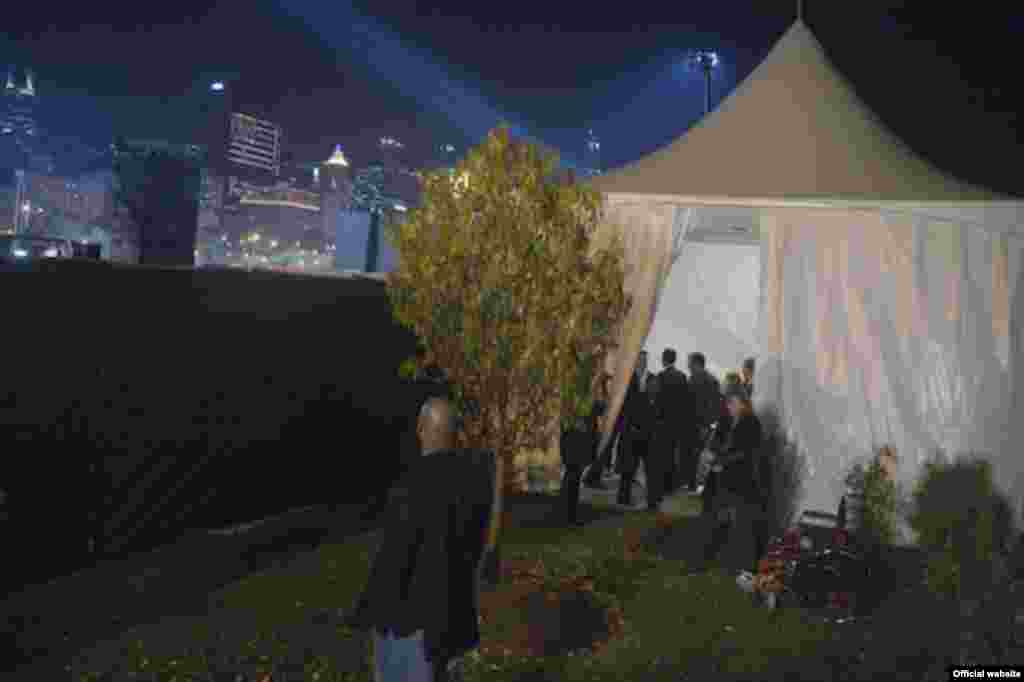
{"left": 417, "top": 397, "right": 456, "bottom": 454}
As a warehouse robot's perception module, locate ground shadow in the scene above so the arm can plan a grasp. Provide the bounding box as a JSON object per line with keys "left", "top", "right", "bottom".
{"left": 239, "top": 527, "right": 331, "bottom": 572}
{"left": 503, "top": 492, "right": 628, "bottom": 529}
{"left": 757, "top": 404, "right": 805, "bottom": 538}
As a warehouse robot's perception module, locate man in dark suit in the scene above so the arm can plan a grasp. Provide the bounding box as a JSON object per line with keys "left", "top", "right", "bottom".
{"left": 561, "top": 400, "right": 604, "bottom": 526}
{"left": 687, "top": 352, "right": 722, "bottom": 491}
{"left": 617, "top": 354, "right": 655, "bottom": 507}
{"left": 651, "top": 348, "right": 695, "bottom": 507}
{"left": 347, "top": 397, "right": 494, "bottom": 681}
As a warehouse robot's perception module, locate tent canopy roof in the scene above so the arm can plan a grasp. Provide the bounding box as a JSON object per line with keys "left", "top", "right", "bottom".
{"left": 593, "top": 20, "right": 1005, "bottom": 202}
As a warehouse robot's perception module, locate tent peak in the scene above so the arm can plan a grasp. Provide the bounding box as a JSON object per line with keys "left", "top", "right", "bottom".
{"left": 593, "top": 12, "right": 998, "bottom": 202}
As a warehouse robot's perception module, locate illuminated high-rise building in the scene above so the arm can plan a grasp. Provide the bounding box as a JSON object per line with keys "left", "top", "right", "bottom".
{"left": 1, "top": 66, "right": 37, "bottom": 139}
{"left": 226, "top": 112, "right": 282, "bottom": 178}
{"left": 1, "top": 66, "right": 53, "bottom": 174}
{"left": 320, "top": 144, "right": 353, "bottom": 198}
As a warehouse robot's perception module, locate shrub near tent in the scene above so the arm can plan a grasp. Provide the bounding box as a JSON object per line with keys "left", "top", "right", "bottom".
{"left": 385, "top": 125, "right": 630, "bottom": 580}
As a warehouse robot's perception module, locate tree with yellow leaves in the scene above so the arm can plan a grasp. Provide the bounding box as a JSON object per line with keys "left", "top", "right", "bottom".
{"left": 386, "top": 125, "right": 630, "bottom": 580}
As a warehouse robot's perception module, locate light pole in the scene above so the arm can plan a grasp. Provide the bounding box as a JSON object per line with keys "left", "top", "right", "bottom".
{"left": 690, "top": 50, "right": 719, "bottom": 116}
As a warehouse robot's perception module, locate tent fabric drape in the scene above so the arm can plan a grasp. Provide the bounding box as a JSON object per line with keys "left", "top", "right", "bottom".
{"left": 644, "top": 240, "right": 760, "bottom": 379}
{"left": 757, "top": 207, "right": 1024, "bottom": 529}
{"left": 594, "top": 200, "right": 687, "bottom": 457}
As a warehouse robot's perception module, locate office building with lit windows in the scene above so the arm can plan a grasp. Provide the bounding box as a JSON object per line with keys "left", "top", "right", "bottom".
{"left": 226, "top": 112, "right": 282, "bottom": 178}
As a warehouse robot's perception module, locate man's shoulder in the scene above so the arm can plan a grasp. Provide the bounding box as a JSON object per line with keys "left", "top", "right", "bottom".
{"left": 661, "top": 367, "right": 683, "bottom": 382}
{"left": 696, "top": 372, "right": 719, "bottom": 389}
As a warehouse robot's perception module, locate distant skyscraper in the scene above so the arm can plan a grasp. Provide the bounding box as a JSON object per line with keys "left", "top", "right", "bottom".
{"left": 2, "top": 66, "right": 37, "bottom": 139}
{"left": 112, "top": 139, "right": 205, "bottom": 266}
{"left": 583, "top": 129, "right": 601, "bottom": 177}
{"left": 320, "top": 145, "right": 352, "bottom": 197}
{"left": 226, "top": 112, "right": 282, "bottom": 178}
{"left": 2, "top": 66, "right": 52, "bottom": 174}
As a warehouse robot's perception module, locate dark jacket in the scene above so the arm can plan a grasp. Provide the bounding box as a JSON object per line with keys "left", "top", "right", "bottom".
{"left": 718, "top": 414, "right": 763, "bottom": 502}
{"left": 623, "top": 374, "right": 655, "bottom": 436}
{"left": 689, "top": 369, "right": 723, "bottom": 430}
{"left": 616, "top": 375, "right": 655, "bottom": 472}
{"left": 653, "top": 366, "right": 695, "bottom": 434}
{"left": 560, "top": 408, "right": 601, "bottom": 470}
{"left": 348, "top": 449, "right": 495, "bottom": 664}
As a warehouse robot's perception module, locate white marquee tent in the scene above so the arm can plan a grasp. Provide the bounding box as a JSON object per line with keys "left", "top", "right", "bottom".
{"left": 590, "top": 19, "right": 1024, "bottom": 534}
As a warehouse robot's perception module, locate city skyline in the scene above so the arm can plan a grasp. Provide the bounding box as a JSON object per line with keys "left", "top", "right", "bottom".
{"left": 0, "top": 4, "right": 1021, "bottom": 194}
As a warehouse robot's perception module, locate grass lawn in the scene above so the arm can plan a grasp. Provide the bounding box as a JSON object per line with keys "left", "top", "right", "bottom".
{"left": 63, "top": 493, "right": 866, "bottom": 682}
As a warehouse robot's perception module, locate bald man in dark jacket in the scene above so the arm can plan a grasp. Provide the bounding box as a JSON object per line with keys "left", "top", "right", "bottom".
{"left": 348, "top": 398, "right": 494, "bottom": 680}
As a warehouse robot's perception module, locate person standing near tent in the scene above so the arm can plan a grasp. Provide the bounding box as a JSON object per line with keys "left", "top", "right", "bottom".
{"left": 560, "top": 399, "right": 604, "bottom": 527}
{"left": 709, "top": 386, "right": 764, "bottom": 573}
{"left": 583, "top": 375, "right": 620, "bottom": 489}
{"left": 617, "top": 353, "right": 656, "bottom": 508}
{"left": 687, "top": 352, "right": 722, "bottom": 490}
{"left": 651, "top": 348, "right": 695, "bottom": 506}
{"left": 741, "top": 358, "right": 756, "bottom": 400}
{"left": 347, "top": 397, "right": 495, "bottom": 681}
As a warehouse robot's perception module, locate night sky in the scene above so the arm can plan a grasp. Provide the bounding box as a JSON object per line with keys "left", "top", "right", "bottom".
{"left": 2, "top": 2, "right": 1021, "bottom": 193}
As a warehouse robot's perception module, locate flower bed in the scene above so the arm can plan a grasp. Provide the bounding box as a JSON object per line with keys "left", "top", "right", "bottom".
{"left": 477, "top": 558, "right": 626, "bottom": 659}
{"left": 747, "top": 525, "right": 864, "bottom": 616}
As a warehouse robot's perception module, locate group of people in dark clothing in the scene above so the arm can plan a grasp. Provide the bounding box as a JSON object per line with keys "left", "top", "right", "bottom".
{"left": 564, "top": 348, "right": 758, "bottom": 505}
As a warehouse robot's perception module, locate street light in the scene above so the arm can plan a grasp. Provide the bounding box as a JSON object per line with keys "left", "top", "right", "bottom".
{"left": 689, "top": 50, "right": 719, "bottom": 116}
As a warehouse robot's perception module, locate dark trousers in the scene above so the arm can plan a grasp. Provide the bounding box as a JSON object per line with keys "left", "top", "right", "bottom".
{"left": 679, "top": 432, "right": 701, "bottom": 490}
{"left": 701, "top": 468, "right": 719, "bottom": 518}
{"left": 432, "top": 657, "right": 450, "bottom": 682}
{"left": 654, "top": 429, "right": 684, "bottom": 500}
{"left": 562, "top": 464, "right": 584, "bottom": 524}
{"left": 585, "top": 416, "right": 622, "bottom": 485}
{"left": 617, "top": 434, "right": 649, "bottom": 506}
{"left": 645, "top": 433, "right": 671, "bottom": 509}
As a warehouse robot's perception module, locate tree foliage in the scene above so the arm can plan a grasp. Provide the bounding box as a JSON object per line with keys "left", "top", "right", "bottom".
{"left": 386, "top": 125, "right": 630, "bottom": 494}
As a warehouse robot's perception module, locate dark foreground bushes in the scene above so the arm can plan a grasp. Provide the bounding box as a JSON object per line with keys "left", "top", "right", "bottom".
{"left": 1, "top": 264, "right": 418, "bottom": 592}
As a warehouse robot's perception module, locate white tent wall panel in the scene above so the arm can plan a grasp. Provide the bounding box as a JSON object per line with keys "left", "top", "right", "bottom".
{"left": 1009, "top": 237, "right": 1024, "bottom": 516}
{"left": 755, "top": 208, "right": 1024, "bottom": 537}
{"left": 644, "top": 242, "right": 760, "bottom": 379}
